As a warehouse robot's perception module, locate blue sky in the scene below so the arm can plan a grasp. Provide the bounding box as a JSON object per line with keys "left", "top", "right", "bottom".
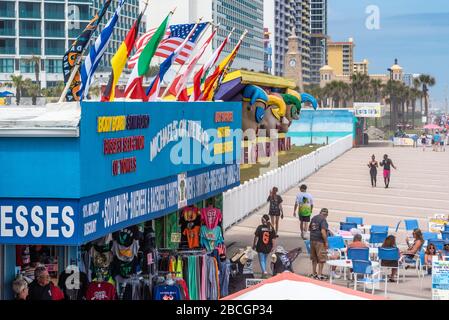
{"left": 328, "top": 0, "right": 449, "bottom": 109}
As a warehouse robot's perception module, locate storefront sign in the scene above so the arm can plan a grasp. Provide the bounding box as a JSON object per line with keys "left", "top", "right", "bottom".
{"left": 429, "top": 217, "right": 448, "bottom": 233}
{"left": 393, "top": 137, "right": 414, "bottom": 146}
{"left": 0, "top": 163, "right": 239, "bottom": 245}
{"left": 354, "top": 103, "right": 384, "bottom": 118}
{"left": 432, "top": 258, "right": 449, "bottom": 300}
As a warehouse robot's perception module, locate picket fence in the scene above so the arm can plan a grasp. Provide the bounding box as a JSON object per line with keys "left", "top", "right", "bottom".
{"left": 223, "top": 134, "right": 353, "bottom": 229}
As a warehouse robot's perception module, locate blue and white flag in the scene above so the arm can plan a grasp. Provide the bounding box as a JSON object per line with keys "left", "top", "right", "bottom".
{"left": 79, "top": 0, "right": 126, "bottom": 100}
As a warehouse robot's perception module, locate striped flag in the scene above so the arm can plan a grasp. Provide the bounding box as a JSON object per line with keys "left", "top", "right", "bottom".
{"left": 202, "top": 33, "right": 246, "bottom": 101}
{"left": 128, "top": 23, "right": 207, "bottom": 69}
{"left": 62, "top": 0, "right": 112, "bottom": 102}
{"left": 124, "top": 12, "right": 172, "bottom": 100}
{"left": 190, "top": 30, "right": 232, "bottom": 101}
{"left": 168, "top": 26, "right": 216, "bottom": 99}
{"left": 101, "top": 6, "right": 145, "bottom": 102}
{"left": 79, "top": 0, "right": 126, "bottom": 100}
{"left": 146, "top": 22, "right": 206, "bottom": 101}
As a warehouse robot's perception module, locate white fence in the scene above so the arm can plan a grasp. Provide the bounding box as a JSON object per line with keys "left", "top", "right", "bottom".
{"left": 223, "top": 134, "right": 353, "bottom": 230}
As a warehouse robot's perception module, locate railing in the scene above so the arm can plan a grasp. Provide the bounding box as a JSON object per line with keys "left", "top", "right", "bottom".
{"left": 223, "top": 134, "right": 353, "bottom": 230}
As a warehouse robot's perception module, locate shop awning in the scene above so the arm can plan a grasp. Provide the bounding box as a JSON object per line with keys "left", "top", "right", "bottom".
{"left": 222, "top": 272, "right": 385, "bottom": 300}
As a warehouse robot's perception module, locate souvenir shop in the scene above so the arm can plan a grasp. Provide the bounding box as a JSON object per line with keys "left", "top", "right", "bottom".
{"left": 0, "top": 100, "right": 241, "bottom": 300}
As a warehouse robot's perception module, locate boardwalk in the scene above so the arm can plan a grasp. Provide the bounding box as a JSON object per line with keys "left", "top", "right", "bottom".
{"left": 225, "top": 142, "right": 449, "bottom": 299}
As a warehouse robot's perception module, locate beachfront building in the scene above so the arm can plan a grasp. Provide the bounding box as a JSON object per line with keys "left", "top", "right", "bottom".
{"left": 148, "top": 0, "right": 265, "bottom": 72}
{"left": 310, "top": 0, "right": 327, "bottom": 85}
{"left": 264, "top": 0, "right": 311, "bottom": 85}
{"left": 327, "top": 38, "right": 355, "bottom": 77}
{"left": 0, "top": 0, "right": 143, "bottom": 89}
{"left": 353, "top": 59, "right": 369, "bottom": 75}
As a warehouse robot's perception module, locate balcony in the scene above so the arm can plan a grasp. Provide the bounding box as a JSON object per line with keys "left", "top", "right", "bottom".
{"left": 19, "top": 3, "right": 41, "bottom": 19}
{"left": 45, "top": 21, "right": 65, "bottom": 37}
{"left": 19, "top": 39, "right": 41, "bottom": 55}
{"left": 0, "top": 21, "right": 15, "bottom": 36}
{"left": 44, "top": 4, "right": 65, "bottom": 19}
{"left": 45, "top": 39, "right": 65, "bottom": 55}
{"left": 0, "top": 2, "right": 16, "bottom": 18}
{"left": 19, "top": 21, "right": 41, "bottom": 37}
{"left": 0, "top": 39, "right": 15, "bottom": 54}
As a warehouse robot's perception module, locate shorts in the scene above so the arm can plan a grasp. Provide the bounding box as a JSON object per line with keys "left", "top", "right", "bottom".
{"left": 310, "top": 241, "right": 327, "bottom": 263}
{"left": 269, "top": 211, "right": 281, "bottom": 217}
{"left": 383, "top": 169, "right": 391, "bottom": 178}
{"left": 299, "top": 215, "right": 310, "bottom": 222}
{"left": 421, "top": 139, "right": 426, "bottom": 144}
{"left": 381, "top": 260, "right": 398, "bottom": 268}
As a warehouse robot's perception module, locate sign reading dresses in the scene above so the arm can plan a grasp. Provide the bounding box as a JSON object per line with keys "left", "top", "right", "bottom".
{"left": 0, "top": 101, "right": 242, "bottom": 245}
{"left": 432, "top": 258, "right": 449, "bottom": 300}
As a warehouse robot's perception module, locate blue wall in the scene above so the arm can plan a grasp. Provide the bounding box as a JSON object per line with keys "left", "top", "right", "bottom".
{"left": 288, "top": 109, "right": 355, "bottom": 145}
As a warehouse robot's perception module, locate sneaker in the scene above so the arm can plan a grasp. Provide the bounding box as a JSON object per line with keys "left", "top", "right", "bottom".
{"left": 317, "top": 275, "right": 328, "bottom": 281}
{"left": 308, "top": 273, "right": 318, "bottom": 279}
{"left": 331, "top": 271, "right": 341, "bottom": 279}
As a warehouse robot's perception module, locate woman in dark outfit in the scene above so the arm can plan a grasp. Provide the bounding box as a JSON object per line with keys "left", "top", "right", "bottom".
{"left": 367, "top": 155, "right": 378, "bottom": 187}
{"left": 267, "top": 187, "right": 283, "bottom": 234}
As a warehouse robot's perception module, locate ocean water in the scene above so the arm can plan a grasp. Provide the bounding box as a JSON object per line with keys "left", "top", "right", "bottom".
{"left": 287, "top": 109, "right": 355, "bottom": 146}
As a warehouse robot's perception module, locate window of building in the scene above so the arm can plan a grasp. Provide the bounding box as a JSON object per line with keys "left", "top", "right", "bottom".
{"left": 45, "top": 21, "right": 65, "bottom": 37}
{"left": 45, "top": 59, "right": 63, "bottom": 74}
{"left": 0, "top": 38, "right": 15, "bottom": 54}
{"left": 0, "top": 1, "right": 15, "bottom": 18}
{"left": 45, "top": 39, "right": 65, "bottom": 55}
{"left": 0, "top": 58, "right": 14, "bottom": 73}
{"left": 19, "top": 20, "right": 41, "bottom": 37}
{"left": 45, "top": 4, "right": 65, "bottom": 19}
{"left": 19, "top": 38, "right": 41, "bottom": 55}
{"left": 19, "top": 59, "right": 34, "bottom": 73}
{"left": 19, "top": 2, "right": 41, "bottom": 19}
{"left": 0, "top": 20, "right": 15, "bottom": 36}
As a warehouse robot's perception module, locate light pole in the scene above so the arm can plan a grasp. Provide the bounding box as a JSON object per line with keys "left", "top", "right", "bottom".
{"left": 387, "top": 68, "right": 394, "bottom": 131}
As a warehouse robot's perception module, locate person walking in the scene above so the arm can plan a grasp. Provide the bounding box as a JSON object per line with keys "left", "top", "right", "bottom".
{"left": 433, "top": 131, "right": 441, "bottom": 152}
{"left": 379, "top": 154, "right": 397, "bottom": 188}
{"left": 440, "top": 130, "right": 446, "bottom": 152}
{"left": 253, "top": 214, "right": 276, "bottom": 278}
{"left": 308, "top": 208, "right": 330, "bottom": 280}
{"left": 367, "top": 155, "right": 378, "bottom": 187}
{"left": 293, "top": 184, "right": 314, "bottom": 240}
{"left": 420, "top": 133, "right": 427, "bottom": 152}
{"left": 267, "top": 187, "right": 283, "bottom": 234}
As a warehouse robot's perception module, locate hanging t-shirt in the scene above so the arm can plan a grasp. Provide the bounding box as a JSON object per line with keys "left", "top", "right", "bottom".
{"left": 112, "top": 256, "right": 139, "bottom": 278}
{"left": 200, "top": 226, "right": 224, "bottom": 252}
{"left": 254, "top": 225, "right": 276, "bottom": 254}
{"left": 201, "top": 207, "right": 222, "bottom": 230}
{"left": 86, "top": 281, "right": 116, "bottom": 300}
{"left": 154, "top": 284, "right": 182, "bottom": 300}
{"left": 183, "top": 226, "right": 201, "bottom": 249}
{"left": 58, "top": 269, "right": 89, "bottom": 300}
{"left": 113, "top": 226, "right": 140, "bottom": 247}
{"left": 180, "top": 206, "right": 201, "bottom": 229}
{"left": 112, "top": 240, "right": 139, "bottom": 262}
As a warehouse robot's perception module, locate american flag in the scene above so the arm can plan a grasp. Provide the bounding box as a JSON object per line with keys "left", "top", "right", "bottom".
{"left": 128, "top": 23, "right": 207, "bottom": 69}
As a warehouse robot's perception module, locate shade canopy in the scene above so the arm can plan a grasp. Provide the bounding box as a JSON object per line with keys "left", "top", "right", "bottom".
{"left": 222, "top": 272, "right": 384, "bottom": 300}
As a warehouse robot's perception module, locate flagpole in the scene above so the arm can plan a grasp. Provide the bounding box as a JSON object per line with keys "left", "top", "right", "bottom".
{"left": 158, "top": 18, "right": 208, "bottom": 100}
{"left": 212, "top": 29, "right": 248, "bottom": 100}
{"left": 173, "top": 22, "right": 219, "bottom": 100}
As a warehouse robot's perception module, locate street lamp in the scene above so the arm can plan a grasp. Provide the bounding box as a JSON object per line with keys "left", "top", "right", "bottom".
{"left": 387, "top": 68, "right": 394, "bottom": 131}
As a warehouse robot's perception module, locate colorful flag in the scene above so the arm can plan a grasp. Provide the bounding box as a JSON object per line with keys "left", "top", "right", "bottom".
{"left": 146, "top": 22, "right": 206, "bottom": 101}
{"left": 128, "top": 23, "right": 207, "bottom": 69}
{"left": 190, "top": 31, "right": 231, "bottom": 101}
{"left": 62, "top": 0, "right": 112, "bottom": 102}
{"left": 79, "top": 0, "right": 126, "bottom": 100}
{"left": 102, "top": 6, "right": 145, "bottom": 102}
{"left": 168, "top": 26, "right": 216, "bottom": 99}
{"left": 124, "top": 12, "right": 172, "bottom": 100}
{"left": 201, "top": 31, "right": 246, "bottom": 101}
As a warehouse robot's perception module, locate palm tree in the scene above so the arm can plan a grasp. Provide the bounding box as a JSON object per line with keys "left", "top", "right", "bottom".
{"left": 10, "top": 75, "right": 26, "bottom": 105}
{"left": 351, "top": 72, "right": 370, "bottom": 102}
{"left": 369, "top": 79, "right": 383, "bottom": 102}
{"left": 415, "top": 74, "right": 436, "bottom": 123}
{"left": 26, "top": 56, "right": 41, "bottom": 89}
{"left": 23, "top": 78, "right": 41, "bottom": 105}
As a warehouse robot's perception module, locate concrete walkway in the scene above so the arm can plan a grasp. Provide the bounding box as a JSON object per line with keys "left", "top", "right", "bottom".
{"left": 225, "top": 142, "right": 449, "bottom": 300}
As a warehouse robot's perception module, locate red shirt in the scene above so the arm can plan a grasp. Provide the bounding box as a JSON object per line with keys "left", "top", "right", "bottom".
{"left": 201, "top": 207, "right": 222, "bottom": 229}
{"left": 183, "top": 226, "right": 200, "bottom": 248}
{"left": 86, "top": 281, "right": 116, "bottom": 300}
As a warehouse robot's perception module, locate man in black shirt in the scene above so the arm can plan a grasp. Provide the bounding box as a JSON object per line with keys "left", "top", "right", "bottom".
{"left": 379, "top": 154, "right": 397, "bottom": 188}
{"left": 308, "top": 208, "right": 329, "bottom": 280}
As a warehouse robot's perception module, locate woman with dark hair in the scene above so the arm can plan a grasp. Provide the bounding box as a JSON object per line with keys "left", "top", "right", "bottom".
{"left": 267, "top": 186, "right": 283, "bottom": 234}
{"left": 367, "top": 155, "right": 378, "bottom": 187}
{"left": 253, "top": 214, "right": 276, "bottom": 278}
{"left": 381, "top": 235, "right": 400, "bottom": 282}
{"left": 424, "top": 243, "right": 438, "bottom": 274}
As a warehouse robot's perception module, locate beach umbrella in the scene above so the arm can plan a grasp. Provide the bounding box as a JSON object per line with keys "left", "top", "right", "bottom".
{"left": 423, "top": 124, "right": 442, "bottom": 130}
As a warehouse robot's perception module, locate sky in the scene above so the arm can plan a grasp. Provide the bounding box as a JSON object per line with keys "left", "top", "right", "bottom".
{"left": 328, "top": 0, "right": 449, "bottom": 110}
